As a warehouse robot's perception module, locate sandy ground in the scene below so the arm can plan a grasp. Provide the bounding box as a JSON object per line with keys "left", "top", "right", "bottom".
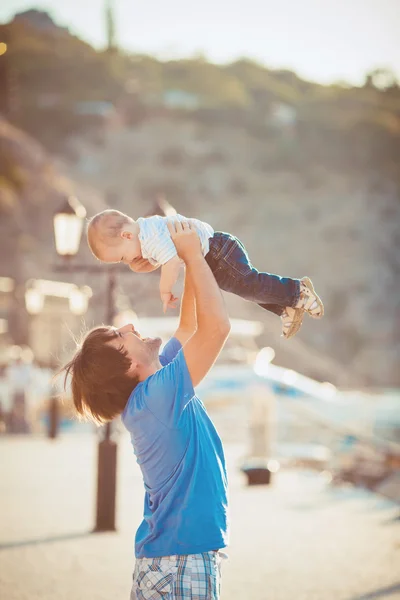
{"left": 0, "top": 433, "right": 399, "bottom": 600}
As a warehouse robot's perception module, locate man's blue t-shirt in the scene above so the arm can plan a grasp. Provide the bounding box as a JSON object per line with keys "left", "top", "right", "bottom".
{"left": 121, "top": 338, "right": 229, "bottom": 558}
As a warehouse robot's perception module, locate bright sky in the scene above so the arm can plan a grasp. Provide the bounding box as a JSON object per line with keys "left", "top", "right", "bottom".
{"left": 1, "top": 0, "right": 399, "bottom": 85}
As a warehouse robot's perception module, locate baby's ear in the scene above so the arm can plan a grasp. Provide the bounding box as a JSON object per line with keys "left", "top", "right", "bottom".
{"left": 121, "top": 230, "right": 132, "bottom": 240}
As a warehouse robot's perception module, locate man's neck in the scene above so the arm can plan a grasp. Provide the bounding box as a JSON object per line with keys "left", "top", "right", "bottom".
{"left": 138, "top": 359, "right": 162, "bottom": 382}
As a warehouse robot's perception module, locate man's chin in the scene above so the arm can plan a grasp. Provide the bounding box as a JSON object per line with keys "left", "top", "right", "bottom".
{"left": 145, "top": 337, "right": 162, "bottom": 348}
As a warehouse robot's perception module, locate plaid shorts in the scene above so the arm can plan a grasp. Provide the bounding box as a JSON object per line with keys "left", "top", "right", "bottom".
{"left": 130, "top": 551, "right": 226, "bottom": 600}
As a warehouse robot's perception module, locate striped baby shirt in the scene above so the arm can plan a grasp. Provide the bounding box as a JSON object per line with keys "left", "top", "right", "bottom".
{"left": 136, "top": 214, "right": 214, "bottom": 266}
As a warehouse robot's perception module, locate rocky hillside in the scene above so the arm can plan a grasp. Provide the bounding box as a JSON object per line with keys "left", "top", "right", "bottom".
{"left": 0, "top": 118, "right": 108, "bottom": 346}
{"left": 61, "top": 118, "right": 400, "bottom": 387}
{"left": 1, "top": 10, "right": 399, "bottom": 386}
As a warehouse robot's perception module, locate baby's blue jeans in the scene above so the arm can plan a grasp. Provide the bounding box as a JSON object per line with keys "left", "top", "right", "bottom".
{"left": 205, "top": 232, "right": 300, "bottom": 317}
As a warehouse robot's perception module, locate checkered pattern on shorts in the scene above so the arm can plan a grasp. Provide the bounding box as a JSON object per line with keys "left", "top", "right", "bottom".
{"left": 131, "top": 551, "right": 225, "bottom": 599}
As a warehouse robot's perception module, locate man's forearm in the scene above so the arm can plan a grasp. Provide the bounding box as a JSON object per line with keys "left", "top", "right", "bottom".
{"left": 173, "top": 269, "right": 197, "bottom": 345}
{"left": 185, "top": 256, "right": 229, "bottom": 333}
{"left": 179, "top": 269, "right": 197, "bottom": 332}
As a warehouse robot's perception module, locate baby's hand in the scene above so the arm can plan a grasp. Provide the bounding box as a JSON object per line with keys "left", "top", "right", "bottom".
{"left": 129, "top": 257, "right": 160, "bottom": 273}
{"left": 160, "top": 291, "right": 179, "bottom": 314}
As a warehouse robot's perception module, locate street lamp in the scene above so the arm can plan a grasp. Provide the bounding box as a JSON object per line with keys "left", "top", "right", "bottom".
{"left": 145, "top": 195, "right": 177, "bottom": 217}
{"left": 53, "top": 193, "right": 174, "bottom": 531}
{"left": 53, "top": 194, "right": 119, "bottom": 532}
{"left": 241, "top": 346, "right": 278, "bottom": 486}
{"left": 53, "top": 195, "right": 86, "bottom": 257}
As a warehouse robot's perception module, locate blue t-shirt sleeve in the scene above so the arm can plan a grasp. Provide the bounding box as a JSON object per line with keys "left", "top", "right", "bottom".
{"left": 143, "top": 349, "right": 194, "bottom": 428}
{"left": 159, "top": 337, "right": 182, "bottom": 366}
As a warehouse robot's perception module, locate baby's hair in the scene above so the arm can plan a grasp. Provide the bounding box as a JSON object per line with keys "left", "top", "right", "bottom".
{"left": 87, "top": 209, "right": 133, "bottom": 258}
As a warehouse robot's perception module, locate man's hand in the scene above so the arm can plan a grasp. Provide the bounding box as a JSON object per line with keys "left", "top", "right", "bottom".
{"left": 160, "top": 291, "right": 179, "bottom": 313}
{"left": 166, "top": 219, "right": 202, "bottom": 262}
{"left": 128, "top": 256, "right": 160, "bottom": 273}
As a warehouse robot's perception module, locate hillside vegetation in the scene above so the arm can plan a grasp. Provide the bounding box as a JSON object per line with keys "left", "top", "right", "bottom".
{"left": 0, "top": 13, "right": 399, "bottom": 386}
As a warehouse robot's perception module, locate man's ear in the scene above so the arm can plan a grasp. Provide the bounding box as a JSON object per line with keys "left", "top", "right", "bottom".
{"left": 121, "top": 230, "right": 133, "bottom": 240}
{"left": 127, "top": 359, "right": 138, "bottom": 375}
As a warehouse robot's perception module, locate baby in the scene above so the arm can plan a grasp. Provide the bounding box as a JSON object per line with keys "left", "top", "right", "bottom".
{"left": 87, "top": 210, "right": 324, "bottom": 339}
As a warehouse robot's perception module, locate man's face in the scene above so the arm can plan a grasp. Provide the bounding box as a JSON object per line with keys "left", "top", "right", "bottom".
{"left": 107, "top": 323, "right": 162, "bottom": 374}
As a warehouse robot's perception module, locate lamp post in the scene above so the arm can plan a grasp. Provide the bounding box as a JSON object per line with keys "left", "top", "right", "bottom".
{"left": 241, "top": 347, "right": 279, "bottom": 486}
{"left": 53, "top": 194, "right": 173, "bottom": 532}
{"left": 53, "top": 195, "right": 119, "bottom": 531}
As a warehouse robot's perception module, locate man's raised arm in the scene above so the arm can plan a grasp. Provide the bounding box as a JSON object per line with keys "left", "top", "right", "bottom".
{"left": 167, "top": 220, "right": 230, "bottom": 388}
{"left": 173, "top": 269, "right": 197, "bottom": 347}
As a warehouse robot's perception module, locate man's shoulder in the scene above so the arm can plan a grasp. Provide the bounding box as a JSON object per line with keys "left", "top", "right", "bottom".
{"left": 149, "top": 351, "right": 185, "bottom": 385}
{"left": 122, "top": 381, "right": 161, "bottom": 431}
{"left": 140, "top": 351, "right": 190, "bottom": 401}
{"left": 122, "top": 366, "right": 174, "bottom": 411}
{"left": 160, "top": 337, "right": 182, "bottom": 366}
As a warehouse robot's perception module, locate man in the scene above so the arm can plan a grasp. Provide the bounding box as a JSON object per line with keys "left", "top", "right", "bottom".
{"left": 62, "top": 219, "right": 231, "bottom": 599}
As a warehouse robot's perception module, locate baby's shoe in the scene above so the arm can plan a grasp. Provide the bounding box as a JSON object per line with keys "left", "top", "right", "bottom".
{"left": 296, "top": 277, "right": 324, "bottom": 318}
{"left": 281, "top": 306, "right": 305, "bottom": 339}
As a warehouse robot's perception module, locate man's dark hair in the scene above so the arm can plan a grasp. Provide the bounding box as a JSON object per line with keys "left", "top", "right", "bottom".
{"left": 60, "top": 326, "right": 138, "bottom": 425}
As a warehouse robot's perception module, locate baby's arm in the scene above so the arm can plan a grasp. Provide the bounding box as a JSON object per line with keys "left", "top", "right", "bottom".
{"left": 160, "top": 256, "right": 181, "bottom": 313}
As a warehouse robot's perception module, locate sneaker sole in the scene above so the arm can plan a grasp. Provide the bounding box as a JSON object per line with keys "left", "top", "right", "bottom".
{"left": 283, "top": 307, "right": 305, "bottom": 339}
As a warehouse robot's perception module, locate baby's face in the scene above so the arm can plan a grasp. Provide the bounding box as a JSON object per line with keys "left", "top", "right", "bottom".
{"left": 100, "top": 237, "right": 139, "bottom": 265}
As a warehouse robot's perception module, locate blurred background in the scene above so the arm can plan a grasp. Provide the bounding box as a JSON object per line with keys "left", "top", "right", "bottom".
{"left": 0, "top": 1, "right": 399, "bottom": 599}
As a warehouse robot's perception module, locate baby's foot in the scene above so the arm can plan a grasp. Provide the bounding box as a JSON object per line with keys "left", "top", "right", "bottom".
{"left": 281, "top": 306, "right": 304, "bottom": 339}
{"left": 296, "top": 277, "right": 324, "bottom": 318}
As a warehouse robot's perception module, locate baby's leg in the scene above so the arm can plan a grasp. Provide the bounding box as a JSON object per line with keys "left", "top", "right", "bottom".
{"left": 206, "top": 233, "right": 322, "bottom": 339}
{"left": 257, "top": 303, "right": 284, "bottom": 316}
{"left": 208, "top": 235, "right": 301, "bottom": 309}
